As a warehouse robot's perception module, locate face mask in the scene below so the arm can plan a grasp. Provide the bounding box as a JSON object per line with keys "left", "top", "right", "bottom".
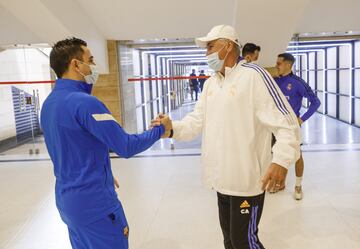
{"left": 206, "top": 44, "right": 229, "bottom": 72}
{"left": 77, "top": 61, "right": 99, "bottom": 85}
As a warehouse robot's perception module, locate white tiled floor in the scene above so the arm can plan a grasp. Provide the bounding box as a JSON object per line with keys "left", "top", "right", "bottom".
{"left": 1, "top": 103, "right": 360, "bottom": 249}
{"left": 1, "top": 146, "right": 360, "bottom": 249}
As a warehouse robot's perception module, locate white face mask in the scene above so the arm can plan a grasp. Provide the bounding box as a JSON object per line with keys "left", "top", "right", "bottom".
{"left": 206, "top": 44, "right": 229, "bottom": 72}
{"left": 77, "top": 61, "right": 99, "bottom": 85}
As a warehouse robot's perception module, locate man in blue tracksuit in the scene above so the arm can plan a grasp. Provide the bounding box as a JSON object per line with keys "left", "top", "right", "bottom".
{"left": 41, "top": 38, "right": 171, "bottom": 249}
{"left": 274, "top": 53, "right": 321, "bottom": 200}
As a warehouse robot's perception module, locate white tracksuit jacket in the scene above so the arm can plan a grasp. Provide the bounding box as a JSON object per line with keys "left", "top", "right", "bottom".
{"left": 172, "top": 62, "right": 301, "bottom": 197}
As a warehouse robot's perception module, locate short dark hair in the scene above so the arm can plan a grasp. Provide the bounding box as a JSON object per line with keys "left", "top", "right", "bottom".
{"left": 50, "top": 37, "right": 87, "bottom": 78}
{"left": 278, "top": 53, "right": 296, "bottom": 65}
{"left": 242, "top": 43, "right": 261, "bottom": 57}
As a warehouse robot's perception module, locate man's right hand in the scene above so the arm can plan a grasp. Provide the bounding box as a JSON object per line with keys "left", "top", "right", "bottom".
{"left": 151, "top": 113, "right": 173, "bottom": 138}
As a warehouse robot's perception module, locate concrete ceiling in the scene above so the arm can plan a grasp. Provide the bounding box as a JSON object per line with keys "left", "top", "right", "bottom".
{"left": 0, "top": 0, "right": 359, "bottom": 70}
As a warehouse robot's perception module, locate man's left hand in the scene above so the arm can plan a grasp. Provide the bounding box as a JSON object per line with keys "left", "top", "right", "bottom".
{"left": 114, "top": 177, "right": 120, "bottom": 189}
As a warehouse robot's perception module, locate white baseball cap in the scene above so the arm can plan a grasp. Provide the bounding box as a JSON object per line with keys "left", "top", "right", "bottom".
{"left": 195, "top": 25, "right": 240, "bottom": 48}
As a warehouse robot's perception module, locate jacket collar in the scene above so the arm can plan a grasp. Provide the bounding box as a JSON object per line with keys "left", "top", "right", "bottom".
{"left": 54, "top": 78, "right": 93, "bottom": 94}
{"left": 279, "top": 71, "right": 294, "bottom": 78}
{"left": 217, "top": 62, "right": 239, "bottom": 79}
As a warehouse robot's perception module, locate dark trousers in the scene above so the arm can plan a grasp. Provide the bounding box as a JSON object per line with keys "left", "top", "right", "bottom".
{"left": 191, "top": 88, "right": 198, "bottom": 101}
{"left": 217, "top": 192, "right": 266, "bottom": 249}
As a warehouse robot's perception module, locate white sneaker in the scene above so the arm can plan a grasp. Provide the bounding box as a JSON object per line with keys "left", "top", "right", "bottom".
{"left": 294, "top": 186, "right": 303, "bottom": 200}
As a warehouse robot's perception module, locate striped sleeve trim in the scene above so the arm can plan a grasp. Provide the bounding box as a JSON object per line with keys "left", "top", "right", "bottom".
{"left": 242, "top": 63, "right": 290, "bottom": 116}
{"left": 92, "top": 113, "right": 117, "bottom": 122}
{"left": 293, "top": 75, "right": 312, "bottom": 90}
{"left": 300, "top": 78, "right": 318, "bottom": 97}
{"left": 293, "top": 74, "right": 320, "bottom": 102}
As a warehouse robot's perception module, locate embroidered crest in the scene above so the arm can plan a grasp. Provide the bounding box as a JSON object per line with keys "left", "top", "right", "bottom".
{"left": 287, "top": 83, "right": 292, "bottom": 91}
{"left": 124, "top": 226, "right": 129, "bottom": 238}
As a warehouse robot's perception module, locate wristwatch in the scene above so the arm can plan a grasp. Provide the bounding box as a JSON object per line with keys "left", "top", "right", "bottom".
{"left": 169, "top": 129, "right": 174, "bottom": 138}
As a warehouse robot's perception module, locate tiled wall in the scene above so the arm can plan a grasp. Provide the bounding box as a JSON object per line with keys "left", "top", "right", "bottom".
{"left": 0, "top": 48, "right": 51, "bottom": 142}
{"left": 92, "top": 41, "right": 125, "bottom": 127}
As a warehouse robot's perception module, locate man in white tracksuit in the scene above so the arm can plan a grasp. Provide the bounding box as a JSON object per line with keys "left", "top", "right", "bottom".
{"left": 154, "top": 25, "right": 301, "bottom": 249}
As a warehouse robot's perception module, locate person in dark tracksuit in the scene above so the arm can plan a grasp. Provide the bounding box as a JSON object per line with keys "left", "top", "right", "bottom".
{"left": 41, "top": 38, "right": 171, "bottom": 249}
{"left": 189, "top": 69, "right": 199, "bottom": 101}
{"left": 273, "top": 53, "right": 321, "bottom": 200}
{"left": 198, "top": 70, "right": 207, "bottom": 92}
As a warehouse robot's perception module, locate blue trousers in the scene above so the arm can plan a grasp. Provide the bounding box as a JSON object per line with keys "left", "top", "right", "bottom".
{"left": 67, "top": 207, "right": 129, "bottom": 249}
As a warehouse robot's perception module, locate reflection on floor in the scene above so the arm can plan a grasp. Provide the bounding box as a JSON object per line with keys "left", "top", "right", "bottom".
{"left": 0, "top": 102, "right": 359, "bottom": 249}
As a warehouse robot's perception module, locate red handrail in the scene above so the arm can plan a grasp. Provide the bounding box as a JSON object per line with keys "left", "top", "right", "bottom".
{"left": 0, "top": 80, "right": 54, "bottom": 85}
{"left": 0, "top": 75, "right": 210, "bottom": 85}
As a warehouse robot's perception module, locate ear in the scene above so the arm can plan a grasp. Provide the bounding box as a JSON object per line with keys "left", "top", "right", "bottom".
{"left": 71, "top": 59, "right": 80, "bottom": 70}
{"left": 227, "top": 42, "right": 233, "bottom": 53}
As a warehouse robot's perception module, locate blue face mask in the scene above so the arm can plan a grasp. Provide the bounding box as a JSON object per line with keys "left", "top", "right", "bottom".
{"left": 206, "top": 44, "right": 229, "bottom": 72}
